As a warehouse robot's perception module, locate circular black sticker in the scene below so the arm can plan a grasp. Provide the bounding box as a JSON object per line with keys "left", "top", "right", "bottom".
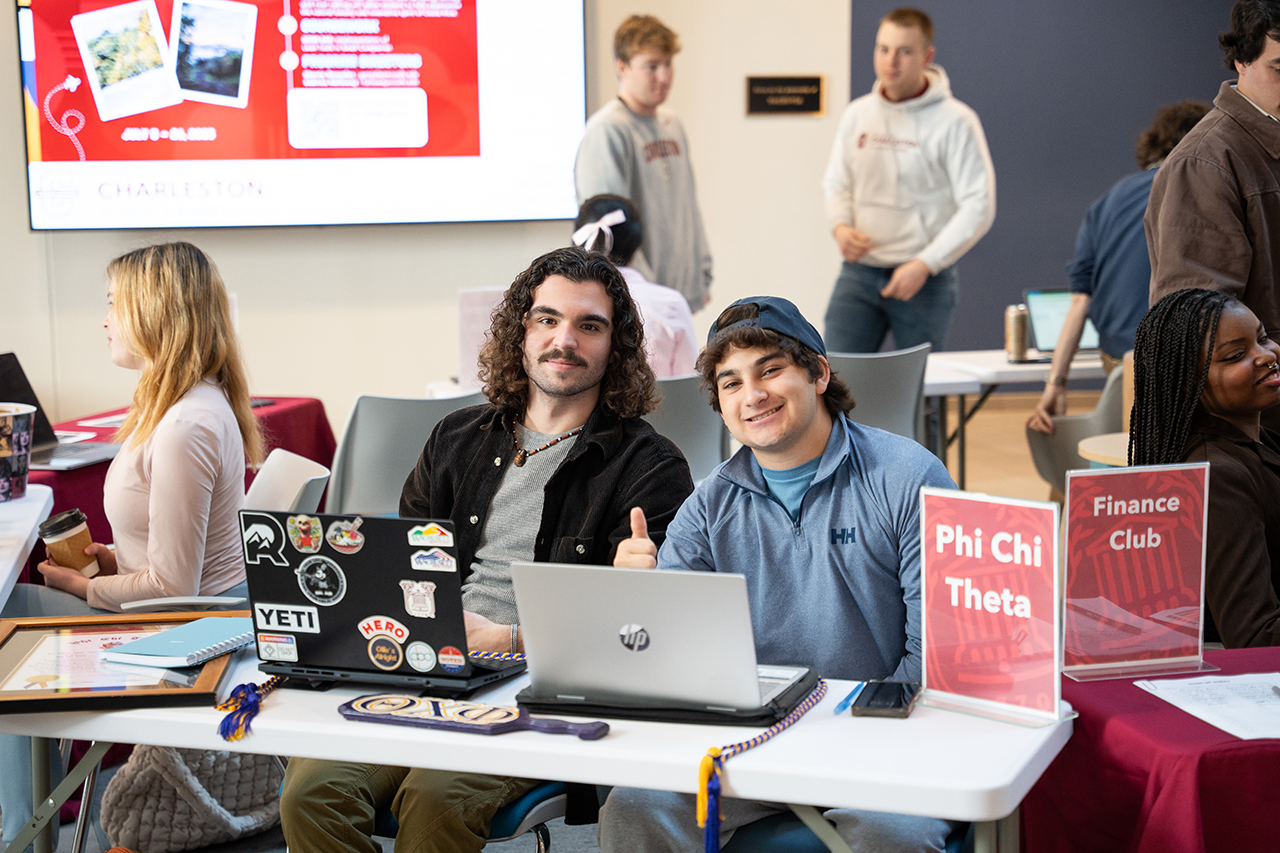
{"left": 296, "top": 555, "right": 347, "bottom": 606}
{"left": 368, "top": 636, "right": 403, "bottom": 671}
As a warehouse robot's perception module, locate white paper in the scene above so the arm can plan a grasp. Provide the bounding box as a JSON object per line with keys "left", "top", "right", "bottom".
{"left": 1135, "top": 672, "right": 1280, "bottom": 740}
{"left": 76, "top": 413, "right": 127, "bottom": 428}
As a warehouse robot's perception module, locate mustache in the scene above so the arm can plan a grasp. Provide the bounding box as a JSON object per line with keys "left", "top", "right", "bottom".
{"left": 538, "top": 349, "right": 588, "bottom": 367}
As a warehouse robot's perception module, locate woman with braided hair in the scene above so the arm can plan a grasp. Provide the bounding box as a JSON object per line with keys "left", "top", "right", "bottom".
{"left": 1131, "top": 288, "right": 1280, "bottom": 647}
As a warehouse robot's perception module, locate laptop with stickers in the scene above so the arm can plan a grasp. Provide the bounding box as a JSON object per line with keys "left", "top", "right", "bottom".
{"left": 239, "top": 511, "right": 525, "bottom": 696}
{"left": 510, "top": 562, "right": 816, "bottom": 725}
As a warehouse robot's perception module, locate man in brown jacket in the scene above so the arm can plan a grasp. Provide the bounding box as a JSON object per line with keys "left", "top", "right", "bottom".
{"left": 1147, "top": 0, "right": 1280, "bottom": 428}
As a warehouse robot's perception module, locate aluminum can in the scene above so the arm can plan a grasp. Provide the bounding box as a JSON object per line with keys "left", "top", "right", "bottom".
{"left": 1005, "top": 304, "right": 1028, "bottom": 362}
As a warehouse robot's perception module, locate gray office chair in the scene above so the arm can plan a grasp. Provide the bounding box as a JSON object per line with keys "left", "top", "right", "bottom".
{"left": 244, "top": 448, "right": 330, "bottom": 513}
{"left": 642, "top": 374, "right": 730, "bottom": 482}
{"left": 1025, "top": 367, "right": 1125, "bottom": 496}
{"left": 826, "top": 343, "right": 931, "bottom": 442}
{"left": 326, "top": 392, "right": 485, "bottom": 514}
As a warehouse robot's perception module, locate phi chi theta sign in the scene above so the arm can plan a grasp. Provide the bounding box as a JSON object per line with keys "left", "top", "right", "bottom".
{"left": 919, "top": 488, "right": 1062, "bottom": 724}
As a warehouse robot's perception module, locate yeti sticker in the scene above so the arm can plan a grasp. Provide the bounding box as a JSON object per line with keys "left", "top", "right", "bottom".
{"left": 241, "top": 513, "right": 288, "bottom": 566}
{"left": 399, "top": 580, "right": 438, "bottom": 619}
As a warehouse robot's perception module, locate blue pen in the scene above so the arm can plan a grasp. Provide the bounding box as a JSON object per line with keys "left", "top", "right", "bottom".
{"left": 833, "top": 681, "right": 866, "bottom": 715}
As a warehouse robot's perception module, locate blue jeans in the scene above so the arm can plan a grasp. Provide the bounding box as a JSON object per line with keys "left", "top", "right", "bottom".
{"left": 824, "top": 261, "right": 959, "bottom": 353}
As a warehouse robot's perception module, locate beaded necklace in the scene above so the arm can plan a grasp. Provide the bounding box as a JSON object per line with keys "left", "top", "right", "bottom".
{"left": 512, "top": 426, "right": 583, "bottom": 467}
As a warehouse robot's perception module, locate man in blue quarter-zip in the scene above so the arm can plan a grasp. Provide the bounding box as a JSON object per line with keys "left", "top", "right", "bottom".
{"left": 602, "top": 296, "right": 960, "bottom": 852}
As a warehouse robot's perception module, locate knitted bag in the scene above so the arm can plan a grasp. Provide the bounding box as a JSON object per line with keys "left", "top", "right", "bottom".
{"left": 100, "top": 746, "right": 282, "bottom": 853}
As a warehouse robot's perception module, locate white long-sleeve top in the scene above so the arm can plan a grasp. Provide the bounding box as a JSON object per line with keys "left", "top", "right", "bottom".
{"left": 822, "top": 65, "right": 996, "bottom": 273}
{"left": 620, "top": 266, "right": 698, "bottom": 379}
{"left": 89, "top": 380, "right": 246, "bottom": 611}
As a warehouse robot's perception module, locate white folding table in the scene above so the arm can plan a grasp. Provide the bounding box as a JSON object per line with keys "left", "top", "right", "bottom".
{"left": 928, "top": 350, "right": 1108, "bottom": 487}
{"left": 0, "top": 485, "right": 54, "bottom": 607}
{"left": 0, "top": 652, "right": 1071, "bottom": 853}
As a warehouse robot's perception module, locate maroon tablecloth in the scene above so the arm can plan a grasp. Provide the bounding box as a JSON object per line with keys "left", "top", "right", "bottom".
{"left": 24, "top": 396, "right": 336, "bottom": 580}
{"left": 1022, "top": 647, "right": 1280, "bottom": 853}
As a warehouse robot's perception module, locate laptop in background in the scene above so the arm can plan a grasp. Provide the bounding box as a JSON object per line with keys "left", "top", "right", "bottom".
{"left": 511, "top": 562, "right": 811, "bottom": 720}
{"left": 1023, "top": 290, "right": 1100, "bottom": 361}
{"left": 0, "top": 352, "right": 120, "bottom": 470}
{"left": 240, "top": 511, "right": 525, "bottom": 697}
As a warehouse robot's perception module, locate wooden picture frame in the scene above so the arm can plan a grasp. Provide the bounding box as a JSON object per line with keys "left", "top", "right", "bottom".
{"left": 0, "top": 611, "right": 246, "bottom": 714}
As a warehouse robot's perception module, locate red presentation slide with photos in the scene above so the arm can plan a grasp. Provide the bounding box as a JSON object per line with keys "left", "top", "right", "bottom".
{"left": 24, "top": 0, "right": 479, "bottom": 162}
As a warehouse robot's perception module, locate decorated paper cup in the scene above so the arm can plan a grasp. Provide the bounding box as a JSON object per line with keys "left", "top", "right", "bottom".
{"left": 39, "top": 508, "right": 100, "bottom": 577}
{"left": 0, "top": 402, "right": 35, "bottom": 502}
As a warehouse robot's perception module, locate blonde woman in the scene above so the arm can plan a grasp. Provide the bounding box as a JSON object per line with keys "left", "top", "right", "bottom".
{"left": 1, "top": 242, "right": 262, "bottom": 850}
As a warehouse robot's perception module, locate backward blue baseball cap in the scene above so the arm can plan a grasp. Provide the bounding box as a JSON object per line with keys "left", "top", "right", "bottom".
{"left": 707, "top": 296, "right": 826, "bottom": 356}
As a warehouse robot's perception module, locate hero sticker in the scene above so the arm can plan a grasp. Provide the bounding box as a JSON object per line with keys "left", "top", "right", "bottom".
{"left": 358, "top": 615, "right": 410, "bottom": 643}
{"left": 368, "top": 636, "right": 403, "bottom": 671}
{"left": 326, "top": 518, "right": 365, "bottom": 554}
{"left": 438, "top": 645, "right": 466, "bottom": 674}
{"left": 407, "top": 523, "right": 453, "bottom": 548}
{"left": 287, "top": 515, "right": 323, "bottom": 553}
{"left": 405, "top": 641, "right": 436, "bottom": 672}
{"left": 410, "top": 549, "right": 457, "bottom": 573}
{"left": 399, "top": 580, "right": 438, "bottom": 619}
{"left": 296, "top": 555, "right": 347, "bottom": 606}
{"left": 256, "top": 633, "right": 298, "bottom": 662}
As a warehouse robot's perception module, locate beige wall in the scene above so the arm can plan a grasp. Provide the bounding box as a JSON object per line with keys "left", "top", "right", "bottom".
{"left": 1, "top": 0, "right": 851, "bottom": 433}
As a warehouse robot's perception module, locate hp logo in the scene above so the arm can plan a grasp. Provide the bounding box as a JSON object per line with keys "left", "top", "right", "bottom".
{"left": 618, "top": 623, "right": 650, "bottom": 652}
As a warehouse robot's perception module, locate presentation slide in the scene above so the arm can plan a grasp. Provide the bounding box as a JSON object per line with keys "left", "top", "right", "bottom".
{"left": 17, "top": 0, "right": 584, "bottom": 228}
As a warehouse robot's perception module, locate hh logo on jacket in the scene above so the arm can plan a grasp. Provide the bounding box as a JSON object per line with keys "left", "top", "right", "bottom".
{"left": 831, "top": 527, "right": 857, "bottom": 545}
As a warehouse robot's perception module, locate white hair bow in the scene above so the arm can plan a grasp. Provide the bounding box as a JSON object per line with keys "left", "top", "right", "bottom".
{"left": 571, "top": 208, "right": 627, "bottom": 256}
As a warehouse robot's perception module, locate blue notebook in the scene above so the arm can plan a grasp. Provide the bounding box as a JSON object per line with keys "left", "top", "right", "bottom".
{"left": 103, "top": 617, "right": 254, "bottom": 667}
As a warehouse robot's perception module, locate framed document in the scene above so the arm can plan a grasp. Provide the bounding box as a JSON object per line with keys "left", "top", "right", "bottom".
{"left": 0, "top": 612, "right": 243, "bottom": 714}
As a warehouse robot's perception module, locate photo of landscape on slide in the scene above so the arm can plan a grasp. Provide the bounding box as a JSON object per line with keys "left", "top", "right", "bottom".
{"left": 86, "top": 6, "right": 164, "bottom": 89}
{"left": 172, "top": 0, "right": 256, "bottom": 107}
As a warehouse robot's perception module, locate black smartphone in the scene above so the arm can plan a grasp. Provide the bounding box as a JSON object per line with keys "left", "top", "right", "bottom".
{"left": 849, "top": 680, "right": 921, "bottom": 718}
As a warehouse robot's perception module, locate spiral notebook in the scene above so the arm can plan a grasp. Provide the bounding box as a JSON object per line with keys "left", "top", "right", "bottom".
{"left": 102, "top": 617, "right": 254, "bottom": 667}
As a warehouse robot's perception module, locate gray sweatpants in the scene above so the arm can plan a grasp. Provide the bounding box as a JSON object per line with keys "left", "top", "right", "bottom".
{"left": 598, "top": 787, "right": 957, "bottom": 852}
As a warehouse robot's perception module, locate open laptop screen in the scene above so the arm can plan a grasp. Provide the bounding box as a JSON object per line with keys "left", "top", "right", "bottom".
{"left": 0, "top": 353, "right": 59, "bottom": 447}
{"left": 1024, "top": 291, "right": 1100, "bottom": 353}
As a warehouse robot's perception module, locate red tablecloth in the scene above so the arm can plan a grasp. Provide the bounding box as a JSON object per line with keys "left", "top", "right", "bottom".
{"left": 1022, "top": 647, "right": 1280, "bottom": 853}
{"left": 24, "top": 396, "right": 336, "bottom": 580}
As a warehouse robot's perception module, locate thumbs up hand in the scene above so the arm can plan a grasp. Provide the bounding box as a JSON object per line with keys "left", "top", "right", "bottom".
{"left": 613, "top": 506, "right": 657, "bottom": 569}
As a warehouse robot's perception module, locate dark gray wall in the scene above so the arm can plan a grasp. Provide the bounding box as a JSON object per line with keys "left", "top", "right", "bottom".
{"left": 850, "top": 0, "right": 1235, "bottom": 351}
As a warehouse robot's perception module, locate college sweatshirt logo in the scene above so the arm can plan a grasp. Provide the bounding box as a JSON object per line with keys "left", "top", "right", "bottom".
{"left": 857, "top": 133, "right": 918, "bottom": 152}
{"left": 643, "top": 139, "right": 682, "bottom": 161}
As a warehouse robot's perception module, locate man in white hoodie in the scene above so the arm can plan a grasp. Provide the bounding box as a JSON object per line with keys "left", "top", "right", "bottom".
{"left": 822, "top": 7, "right": 995, "bottom": 353}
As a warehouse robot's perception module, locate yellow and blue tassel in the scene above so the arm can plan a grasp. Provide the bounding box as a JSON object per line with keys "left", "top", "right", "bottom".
{"left": 216, "top": 676, "right": 282, "bottom": 741}
{"left": 695, "top": 680, "right": 827, "bottom": 850}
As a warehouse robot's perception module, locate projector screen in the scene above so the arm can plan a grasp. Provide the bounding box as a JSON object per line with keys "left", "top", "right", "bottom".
{"left": 16, "top": 0, "right": 585, "bottom": 229}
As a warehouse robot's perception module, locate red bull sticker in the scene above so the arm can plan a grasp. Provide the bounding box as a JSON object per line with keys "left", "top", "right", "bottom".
{"left": 327, "top": 519, "right": 366, "bottom": 554}
{"left": 405, "top": 641, "right": 436, "bottom": 672}
{"left": 368, "top": 636, "right": 402, "bottom": 671}
{"left": 358, "top": 615, "right": 410, "bottom": 643}
{"left": 256, "top": 633, "right": 297, "bottom": 662}
{"left": 438, "top": 645, "right": 465, "bottom": 674}
{"left": 410, "top": 548, "right": 457, "bottom": 573}
{"left": 399, "top": 580, "right": 438, "bottom": 618}
{"left": 286, "top": 515, "right": 323, "bottom": 553}
{"left": 408, "top": 523, "right": 454, "bottom": 547}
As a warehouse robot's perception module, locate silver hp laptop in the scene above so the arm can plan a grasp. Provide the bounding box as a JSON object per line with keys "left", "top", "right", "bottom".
{"left": 511, "top": 562, "right": 807, "bottom": 713}
{"left": 0, "top": 353, "right": 120, "bottom": 470}
{"left": 1023, "top": 290, "right": 1100, "bottom": 361}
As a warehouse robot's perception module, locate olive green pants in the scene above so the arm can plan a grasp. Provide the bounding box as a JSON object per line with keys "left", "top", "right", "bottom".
{"left": 280, "top": 757, "right": 540, "bottom": 853}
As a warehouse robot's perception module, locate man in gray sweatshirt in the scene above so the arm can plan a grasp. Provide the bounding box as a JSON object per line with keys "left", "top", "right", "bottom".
{"left": 574, "top": 14, "right": 713, "bottom": 312}
{"left": 604, "top": 297, "right": 960, "bottom": 851}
